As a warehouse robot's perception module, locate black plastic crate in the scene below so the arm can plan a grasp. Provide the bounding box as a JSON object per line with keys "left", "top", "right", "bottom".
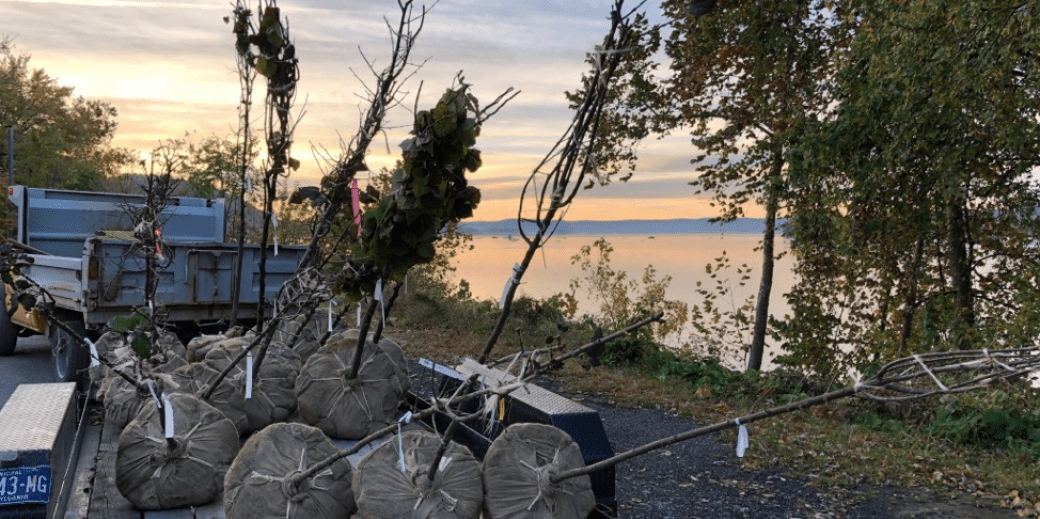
{"left": 409, "top": 358, "right": 617, "bottom": 518}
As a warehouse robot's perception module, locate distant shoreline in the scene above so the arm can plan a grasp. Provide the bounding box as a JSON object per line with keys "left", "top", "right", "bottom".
{"left": 458, "top": 218, "right": 774, "bottom": 236}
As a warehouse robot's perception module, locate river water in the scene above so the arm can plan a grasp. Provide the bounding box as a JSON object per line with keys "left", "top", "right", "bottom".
{"left": 447, "top": 233, "right": 797, "bottom": 369}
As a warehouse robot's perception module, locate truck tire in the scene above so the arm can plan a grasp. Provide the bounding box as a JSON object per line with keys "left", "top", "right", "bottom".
{"left": 51, "top": 317, "right": 87, "bottom": 384}
{"left": 0, "top": 284, "right": 18, "bottom": 356}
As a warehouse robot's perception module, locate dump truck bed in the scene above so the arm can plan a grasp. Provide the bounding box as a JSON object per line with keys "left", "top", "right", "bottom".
{"left": 21, "top": 237, "right": 305, "bottom": 326}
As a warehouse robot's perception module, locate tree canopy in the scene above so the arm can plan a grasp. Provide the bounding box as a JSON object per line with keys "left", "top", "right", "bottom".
{"left": 782, "top": 0, "right": 1040, "bottom": 375}
{"left": 595, "top": 1, "right": 1040, "bottom": 376}
{"left": 0, "top": 43, "right": 134, "bottom": 190}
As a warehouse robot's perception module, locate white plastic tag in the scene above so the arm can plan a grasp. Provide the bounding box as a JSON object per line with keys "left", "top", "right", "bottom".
{"left": 375, "top": 278, "right": 386, "bottom": 325}
{"left": 163, "top": 393, "right": 175, "bottom": 439}
{"left": 328, "top": 299, "right": 333, "bottom": 332}
{"left": 87, "top": 338, "right": 100, "bottom": 368}
{"left": 146, "top": 379, "right": 160, "bottom": 410}
{"left": 245, "top": 354, "right": 253, "bottom": 400}
{"left": 270, "top": 212, "right": 279, "bottom": 256}
{"left": 356, "top": 302, "right": 362, "bottom": 328}
{"left": 499, "top": 263, "right": 522, "bottom": 309}
{"left": 735, "top": 418, "right": 749, "bottom": 458}
{"left": 397, "top": 411, "right": 413, "bottom": 473}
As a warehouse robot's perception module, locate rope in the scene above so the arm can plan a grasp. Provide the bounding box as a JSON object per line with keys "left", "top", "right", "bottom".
{"left": 913, "top": 354, "right": 949, "bottom": 392}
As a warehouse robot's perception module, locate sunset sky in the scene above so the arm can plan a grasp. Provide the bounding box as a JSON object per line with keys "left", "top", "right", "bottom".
{"left": 2, "top": 0, "right": 744, "bottom": 221}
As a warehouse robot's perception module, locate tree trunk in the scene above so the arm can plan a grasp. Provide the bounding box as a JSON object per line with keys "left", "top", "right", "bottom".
{"left": 899, "top": 237, "right": 926, "bottom": 353}
{"left": 746, "top": 152, "right": 782, "bottom": 372}
{"left": 946, "top": 196, "right": 974, "bottom": 347}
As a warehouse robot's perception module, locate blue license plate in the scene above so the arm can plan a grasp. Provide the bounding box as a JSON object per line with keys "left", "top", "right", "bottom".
{"left": 0, "top": 466, "right": 51, "bottom": 505}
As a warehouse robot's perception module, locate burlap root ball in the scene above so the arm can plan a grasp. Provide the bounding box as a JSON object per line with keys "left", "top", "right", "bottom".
{"left": 274, "top": 307, "right": 354, "bottom": 363}
{"left": 353, "top": 429, "right": 483, "bottom": 519}
{"left": 242, "top": 343, "right": 302, "bottom": 432}
{"left": 203, "top": 336, "right": 251, "bottom": 379}
{"left": 90, "top": 329, "right": 185, "bottom": 391}
{"left": 101, "top": 373, "right": 179, "bottom": 430}
{"left": 481, "top": 423, "right": 595, "bottom": 519}
{"left": 88, "top": 331, "right": 131, "bottom": 389}
{"left": 169, "top": 362, "right": 248, "bottom": 433}
{"left": 186, "top": 333, "right": 226, "bottom": 363}
{"left": 115, "top": 393, "right": 240, "bottom": 510}
{"left": 224, "top": 422, "right": 356, "bottom": 519}
{"left": 296, "top": 333, "right": 410, "bottom": 439}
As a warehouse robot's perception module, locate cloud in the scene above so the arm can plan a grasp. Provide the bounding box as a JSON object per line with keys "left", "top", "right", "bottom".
{"left": 3, "top": 0, "right": 720, "bottom": 221}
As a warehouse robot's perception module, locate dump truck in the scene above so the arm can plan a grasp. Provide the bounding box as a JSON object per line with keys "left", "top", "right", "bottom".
{"left": 0, "top": 185, "right": 305, "bottom": 384}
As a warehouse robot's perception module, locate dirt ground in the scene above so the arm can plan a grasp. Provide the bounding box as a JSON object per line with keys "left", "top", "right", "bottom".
{"left": 580, "top": 395, "right": 1021, "bottom": 519}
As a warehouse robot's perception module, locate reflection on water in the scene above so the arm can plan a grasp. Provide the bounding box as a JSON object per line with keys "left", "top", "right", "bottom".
{"left": 448, "top": 234, "right": 797, "bottom": 369}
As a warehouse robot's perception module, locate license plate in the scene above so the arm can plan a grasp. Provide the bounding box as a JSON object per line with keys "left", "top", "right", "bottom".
{"left": 0, "top": 466, "right": 51, "bottom": 505}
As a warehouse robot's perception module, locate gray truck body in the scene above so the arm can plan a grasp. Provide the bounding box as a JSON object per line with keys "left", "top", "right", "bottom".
{"left": 7, "top": 185, "right": 304, "bottom": 329}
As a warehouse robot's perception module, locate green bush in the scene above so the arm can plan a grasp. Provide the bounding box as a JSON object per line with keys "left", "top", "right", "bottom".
{"left": 928, "top": 397, "right": 1040, "bottom": 458}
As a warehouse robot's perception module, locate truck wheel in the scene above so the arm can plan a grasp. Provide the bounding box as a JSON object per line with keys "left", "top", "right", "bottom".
{"left": 0, "top": 284, "right": 17, "bottom": 356}
{"left": 52, "top": 319, "right": 87, "bottom": 384}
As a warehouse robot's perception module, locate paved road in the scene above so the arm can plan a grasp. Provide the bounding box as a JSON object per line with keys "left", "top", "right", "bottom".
{"left": 0, "top": 334, "right": 56, "bottom": 409}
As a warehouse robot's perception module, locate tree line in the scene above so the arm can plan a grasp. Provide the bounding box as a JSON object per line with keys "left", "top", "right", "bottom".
{"left": 582, "top": 0, "right": 1040, "bottom": 378}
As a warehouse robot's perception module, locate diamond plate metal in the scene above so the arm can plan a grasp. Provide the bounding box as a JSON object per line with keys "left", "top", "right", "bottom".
{"left": 0, "top": 384, "right": 75, "bottom": 453}
{"left": 0, "top": 383, "right": 77, "bottom": 519}
{"left": 457, "top": 358, "right": 589, "bottom": 414}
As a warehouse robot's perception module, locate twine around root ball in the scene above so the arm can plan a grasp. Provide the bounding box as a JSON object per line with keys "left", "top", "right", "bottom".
{"left": 223, "top": 422, "right": 356, "bottom": 519}
{"left": 482, "top": 423, "right": 595, "bottom": 519}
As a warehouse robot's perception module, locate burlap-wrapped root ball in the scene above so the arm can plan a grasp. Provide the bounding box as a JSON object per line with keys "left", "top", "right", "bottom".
{"left": 296, "top": 333, "right": 410, "bottom": 439}
{"left": 186, "top": 333, "right": 226, "bottom": 363}
{"left": 203, "top": 336, "right": 251, "bottom": 378}
{"left": 169, "top": 362, "right": 248, "bottom": 433}
{"left": 101, "top": 373, "right": 179, "bottom": 429}
{"left": 482, "top": 423, "right": 595, "bottom": 519}
{"left": 115, "top": 393, "right": 240, "bottom": 510}
{"left": 91, "top": 330, "right": 187, "bottom": 393}
{"left": 272, "top": 312, "right": 322, "bottom": 362}
{"left": 353, "top": 429, "right": 483, "bottom": 518}
{"left": 88, "top": 331, "right": 131, "bottom": 389}
{"left": 224, "top": 422, "right": 356, "bottom": 519}
{"left": 242, "top": 343, "right": 302, "bottom": 432}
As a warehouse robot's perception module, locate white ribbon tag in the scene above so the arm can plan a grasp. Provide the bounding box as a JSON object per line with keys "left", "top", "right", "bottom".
{"left": 271, "top": 212, "right": 279, "bottom": 256}
{"left": 146, "top": 379, "right": 161, "bottom": 410}
{"left": 245, "top": 354, "right": 253, "bottom": 400}
{"left": 87, "top": 338, "right": 100, "bottom": 368}
{"left": 328, "top": 299, "right": 333, "bottom": 332}
{"left": 735, "top": 418, "right": 749, "bottom": 458}
{"left": 356, "top": 302, "right": 362, "bottom": 328}
{"left": 375, "top": 278, "right": 386, "bottom": 325}
{"left": 162, "top": 393, "right": 175, "bottom": 439}
{"left": 397, "top": 411, "right": 413, "bottom": 473}
{"left": 499, "top": 263, "right": 522, "bottom": 309}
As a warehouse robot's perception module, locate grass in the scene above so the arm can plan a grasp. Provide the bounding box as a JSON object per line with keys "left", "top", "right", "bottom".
{"left": 386, "top": 280, "right": 1040, "bottom": 517}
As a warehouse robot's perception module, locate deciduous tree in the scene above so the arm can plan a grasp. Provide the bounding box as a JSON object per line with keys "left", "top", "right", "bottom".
{"left": 785, "top": 0, "right": 1040, "bottom": 374}
{"left": 0, "top": 43, "right": 134, "bottom": 190}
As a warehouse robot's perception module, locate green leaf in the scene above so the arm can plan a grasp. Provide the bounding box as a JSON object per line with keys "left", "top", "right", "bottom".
{"left": 255, "top": 56, "right": 277, "bottom": 78}
{"left": 112, "top": 315, "right": 132, "bottom": 333}
{"left": 130, "top": 332, "right": 151, "bottom": 359}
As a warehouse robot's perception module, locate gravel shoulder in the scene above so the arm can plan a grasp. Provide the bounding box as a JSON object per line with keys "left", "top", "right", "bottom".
{"left": 563, "top": 390, "right": 1020, "bottom": 519}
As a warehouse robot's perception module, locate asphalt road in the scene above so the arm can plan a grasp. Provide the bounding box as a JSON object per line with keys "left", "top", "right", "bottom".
{"left": 0, "top": 333, "right": 56, "bottom": 409}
